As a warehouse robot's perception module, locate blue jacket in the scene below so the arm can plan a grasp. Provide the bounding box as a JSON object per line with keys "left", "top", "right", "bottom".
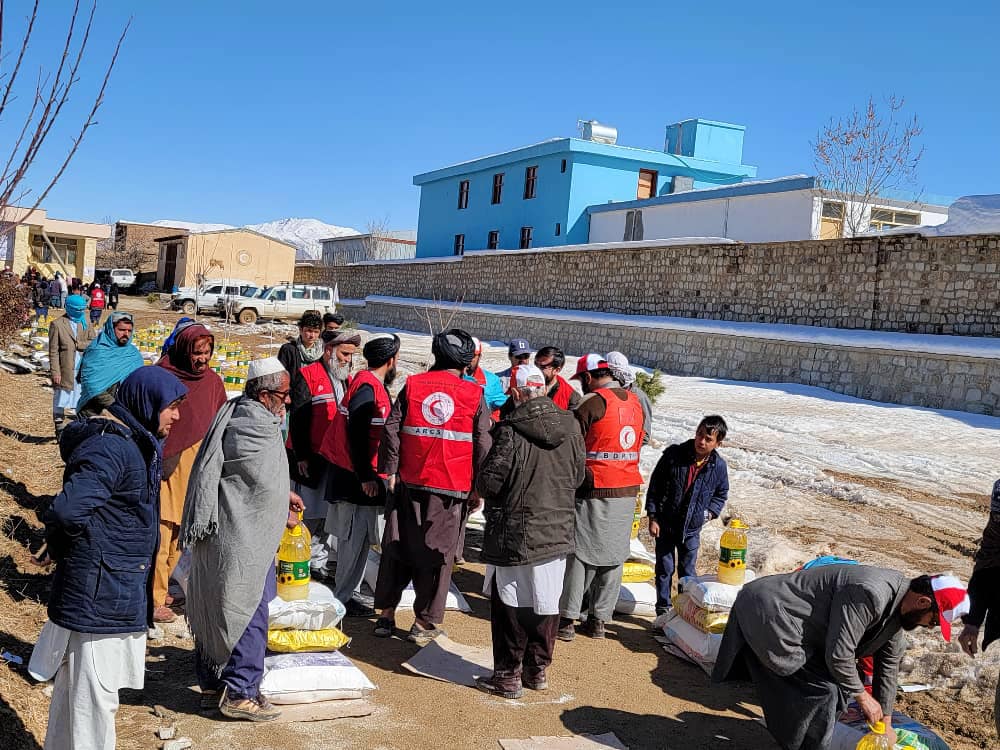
{"left": 464, "top": 368, "right": 508, "bottom": 411}
{"left": 645, "top": 439, "right": 729, "bottom": 537}
{"left": 42, "top": 410, "right": 160, "bottom": 634}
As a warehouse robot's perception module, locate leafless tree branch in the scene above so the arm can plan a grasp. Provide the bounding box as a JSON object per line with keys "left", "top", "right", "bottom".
{"left": 812, "top": 95, "right": 924, "bottom": 236}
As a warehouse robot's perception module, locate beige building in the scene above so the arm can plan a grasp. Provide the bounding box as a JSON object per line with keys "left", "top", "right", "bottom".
{"left": 2, "top": 206, "right": 110, "bottom": 281}
{"left": 154, "top": 228, "right": 296, "bottom": 290}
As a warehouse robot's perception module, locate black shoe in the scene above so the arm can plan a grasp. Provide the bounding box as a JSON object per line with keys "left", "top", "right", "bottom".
{"left": 556, "top": 618, "right": 575, "bottom": 642}
{"left": 344, "top": 599, "right": 376, "bottom": 617}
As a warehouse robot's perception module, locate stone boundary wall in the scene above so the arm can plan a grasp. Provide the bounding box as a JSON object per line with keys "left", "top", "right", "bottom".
{"left": 298, "top": 233, "right": 1000, "bottom": 336}
{"left": 339, "top": 298, "right": 1000, "bottom": 416}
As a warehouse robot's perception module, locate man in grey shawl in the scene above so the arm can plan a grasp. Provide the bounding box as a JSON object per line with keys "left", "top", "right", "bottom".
{"left": 712, "top": 564, "right": 969, "bottom": 750}
{"left": 180, "top": 357, "right": 304, "bottom": 722}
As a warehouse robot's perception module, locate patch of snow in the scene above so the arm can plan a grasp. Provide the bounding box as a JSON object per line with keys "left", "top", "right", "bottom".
{"left": 882, "top": 194, "right": 1000, "bottom": 237}
{"left": 365, "top": 295, "right": 1000, "bottom": 359}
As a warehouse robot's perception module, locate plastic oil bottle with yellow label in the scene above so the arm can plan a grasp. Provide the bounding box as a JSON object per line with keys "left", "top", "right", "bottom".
{"left": 276, "top": 512, "right": 311, "bottom": 601}
{"left": 854, "top": 721, "right": 894, "bottom": 750}
{"left": 718, "top": 519, "right": 748, "bottom": 586}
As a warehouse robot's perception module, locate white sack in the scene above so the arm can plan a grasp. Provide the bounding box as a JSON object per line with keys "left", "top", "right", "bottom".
{"left": 268, "top": 580, "right": 346, "bottom": 631}
{"left": 662, "top": 612, "right": 722, "bottom": 674}
{"left": 614, "top": 581, "right": 657, "bottom": 616}
{"left": 260, "top": 651, "right": 375, "bottom": 705}
{"left": 363, "top": 549, "right": 472, "bottom": 613}
{"left": 678, "top": 570, "right": 756, "bottom": 611}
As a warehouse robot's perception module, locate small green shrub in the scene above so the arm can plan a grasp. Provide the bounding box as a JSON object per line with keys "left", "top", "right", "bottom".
{"left": 635, "top": 369, "right": 666, "bottom": 402}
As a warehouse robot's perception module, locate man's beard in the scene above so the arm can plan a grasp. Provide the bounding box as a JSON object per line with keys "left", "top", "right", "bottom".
{"left": 384, "top": 366, "right": 398, "bottom": 387}
{"left": 901, "top": 608, "right": 932, "bottom": 631}
{"left": 330, "top": 361, "right": 351, "bottom": 381}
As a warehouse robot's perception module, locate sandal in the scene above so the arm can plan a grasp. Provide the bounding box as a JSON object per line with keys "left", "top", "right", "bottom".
{"left": 407, "top": 623, "right": 447, "bottom": 646}
{"left": 373, "top": 617, "right": 395, "bottom": 638}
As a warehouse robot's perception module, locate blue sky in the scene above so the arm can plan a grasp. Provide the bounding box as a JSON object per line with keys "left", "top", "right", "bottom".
{"left": 6, "top": 0, "right": 997, "bottom": 230}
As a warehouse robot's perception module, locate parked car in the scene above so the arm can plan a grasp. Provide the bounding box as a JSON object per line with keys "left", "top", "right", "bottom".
{"left": 170, "top": 278, "right": 255, "bottom": 315}
{"left": 230, "top": 283, "right": 336, "bottom": 324}
{"left": 215, "top": 284, "right": 269, "bottom": 318}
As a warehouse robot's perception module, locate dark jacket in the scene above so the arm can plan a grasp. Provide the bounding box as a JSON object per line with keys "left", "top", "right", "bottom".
{"left": 41, "top": 410, "right": 160, "bottom": 634}
{"left": 966, "top": 480, "right": 1000, "bottom": 650}
{"left": 477, "top": 396, "right": 586, "bottom": 567}
{"left": 645, "top": 439, "right": 729, "bottom": 537}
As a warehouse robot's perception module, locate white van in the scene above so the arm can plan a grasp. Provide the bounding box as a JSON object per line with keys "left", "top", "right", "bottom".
{"left": 231, "top": 283, "right": 336, "bottom": 324}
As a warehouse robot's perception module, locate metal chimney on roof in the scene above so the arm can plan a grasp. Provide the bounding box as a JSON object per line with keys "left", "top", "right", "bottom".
{"left": 577, "top": 119, "right": 618, "bottom": 145}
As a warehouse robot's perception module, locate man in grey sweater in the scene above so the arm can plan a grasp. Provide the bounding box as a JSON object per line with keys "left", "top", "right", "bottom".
{"left": 712, "top": 565, "right": 968, "bottom": 750}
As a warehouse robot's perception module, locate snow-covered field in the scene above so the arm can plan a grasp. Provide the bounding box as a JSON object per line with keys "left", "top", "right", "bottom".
{"left": 372, "top": 327, "right": 1000, "bottom": 700}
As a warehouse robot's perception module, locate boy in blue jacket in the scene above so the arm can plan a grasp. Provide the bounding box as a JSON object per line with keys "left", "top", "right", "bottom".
{"left": 646, "top": 415, "right": 729, "bottom": 615}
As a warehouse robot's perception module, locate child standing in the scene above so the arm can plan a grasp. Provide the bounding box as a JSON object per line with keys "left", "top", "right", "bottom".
{"left": 645, "top": 415, "right": 730, "bottom": 615}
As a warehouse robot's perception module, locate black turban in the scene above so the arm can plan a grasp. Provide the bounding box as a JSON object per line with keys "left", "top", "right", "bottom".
{"left": 363, "top": 334, "right": 400, "bottom": 368}
{"left": 431, "top": 328, "right": 475, "bottom": 370}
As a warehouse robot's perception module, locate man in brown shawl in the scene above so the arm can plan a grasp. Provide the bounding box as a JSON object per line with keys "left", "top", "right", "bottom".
{"left": 154, "top": 321, "right": 227, "bottom": 622}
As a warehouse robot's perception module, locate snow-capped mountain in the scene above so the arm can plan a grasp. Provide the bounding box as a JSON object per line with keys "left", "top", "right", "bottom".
{"left": 246, "top": 218, "right": 358, "bottom": 260}
{"left": 151, "top": 217, "right": 359, "bottom": 260}
{"left": 151, "top": 219, "right": 236, "bottom": 233}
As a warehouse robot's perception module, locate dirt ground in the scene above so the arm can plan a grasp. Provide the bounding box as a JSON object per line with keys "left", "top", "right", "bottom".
{"left": 0, "top": 298, "right": 994, "bottom": 749}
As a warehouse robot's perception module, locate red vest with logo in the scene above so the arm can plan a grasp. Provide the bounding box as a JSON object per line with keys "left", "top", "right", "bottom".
{"left": 320, "top": 369, "right": 391, "bottom": 474}
{"left": 585, "top": 388, "right": 644, "bottom": 489}
{"left": 550, "top": 375, "right": 576, "bottom": 411}
{"left": 90, "top": 288, "right": 106, "bottom": 309}
{"left": 398, "top": 370, "right": 482, "bottom": 494}
{"left": 286, "top": 361, "right": 340, "bottom": 451}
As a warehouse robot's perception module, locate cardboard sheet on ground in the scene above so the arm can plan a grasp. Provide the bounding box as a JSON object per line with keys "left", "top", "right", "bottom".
{"left": 401, "top": 635, "right": 492, "bottom": 687}
{"left": 272, "top": 698, "right": 374, "bottom": 723}
{"left": 498, "top": 732, "right": 628, "bottom": 749}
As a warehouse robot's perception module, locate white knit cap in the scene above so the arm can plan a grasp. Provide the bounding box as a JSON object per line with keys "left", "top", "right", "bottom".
{"left": 247, "top": 357, "right": 286, "bottom": 380}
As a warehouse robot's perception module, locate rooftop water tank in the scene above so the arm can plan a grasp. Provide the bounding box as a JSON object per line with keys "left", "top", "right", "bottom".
{"left": 578, "top": 120, "right": 618, "bottom": 145}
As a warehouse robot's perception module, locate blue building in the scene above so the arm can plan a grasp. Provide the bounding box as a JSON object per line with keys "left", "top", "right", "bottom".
{"left": 412, "top": 119, "right": 757, "bottom": 258}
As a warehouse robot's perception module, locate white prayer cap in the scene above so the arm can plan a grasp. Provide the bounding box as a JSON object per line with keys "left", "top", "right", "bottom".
{"left": 512, "top": 364, "right": 546, "bottom": 389}
{"left": 247, "top": 357, "right": 286, "bottom": 380}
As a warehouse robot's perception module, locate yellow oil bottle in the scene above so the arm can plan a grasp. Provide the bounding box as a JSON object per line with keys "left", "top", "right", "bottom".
{"left": 718, "top": 519, "right": 748, "bottom": 586}
{"left": 855, "top": 721, "right": 893, "bottom": 750}
{"left": 276, "top": 514, "right": 311, "bottom": 601}
{"left": 631, "top": 489, "right": 645, "bottom": 540}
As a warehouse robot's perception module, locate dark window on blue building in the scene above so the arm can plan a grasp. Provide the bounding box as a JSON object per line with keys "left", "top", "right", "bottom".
{"left": 519, "top": 226, "right": 532, "bottom": 249}
{"left": 523, "top": 166, "right": 537, "bottom": 199}
{"left": 458, "top": 180, "right": 469, "bottom": 210}
{"left": 561, "top": 159, "right": 567, "bottom": 173}
{"left": 487, "top": 230, "right": 499, "bottom": 250}
{"left": 492, "top": 173, "right": 504, "bottom": 204}
{"left": 454, "top": 234, "right": 465, "bottom": 255}
{"left": 555, "top": 222, "right": 561, "bottom": 237}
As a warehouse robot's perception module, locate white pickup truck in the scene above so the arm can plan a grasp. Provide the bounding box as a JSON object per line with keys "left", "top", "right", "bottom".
{"left": 170, "top": 278, "right": 256, "bottom": 315}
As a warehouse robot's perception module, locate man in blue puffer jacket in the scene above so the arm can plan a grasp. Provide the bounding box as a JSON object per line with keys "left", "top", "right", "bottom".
{"left": 645, "top": 415, "right": 730, "bottom": 616}
{"left": 33, "top": 367, "right": 186, "bottom": 750}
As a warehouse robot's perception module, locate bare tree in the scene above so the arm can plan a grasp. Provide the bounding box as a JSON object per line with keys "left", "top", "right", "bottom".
{"left": 364, "top": 216, "right": 394, "bottom": 261}
{"left": 813, "top": 95, "right": 924, "bottom": 237}
{"left": 95, "top": 217, "right": 149, "bottom": 272}
{"left": 0, "top": 2, "right": 128, "bottom": 344}
{"left": 187, "top": 236, "right": 224, "bottom": 318}
{"left": 0, "top": 0, "right": 131, "bottom": 234}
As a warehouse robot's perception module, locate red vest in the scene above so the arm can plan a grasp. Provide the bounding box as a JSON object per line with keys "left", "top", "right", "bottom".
{"left": 471, "top": 366, "right": 501, "bottom": 422}
{"left": 320, "top": 369, "right": 391, "bottom": 475}
{"left": 398, "top": 370, "right": 481, "bottom": 494}
{"left": 286, "top": 361, "right": 340, "bottom": 451}
{"left": 585, "top": 388, "right": 644, "bottom": 489}
{"left": 550, "top": 375, "right": 576, "bottom": 411}
{"left": 90, "top": 288, "right": 106, "bottom": 309}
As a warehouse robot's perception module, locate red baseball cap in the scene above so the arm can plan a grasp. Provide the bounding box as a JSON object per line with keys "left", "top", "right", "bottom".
{"left": 930, "top": 574, "right": 970, "bottom": 641}
{"left": 571, "top": 353, "right": 610, "bottom": 380}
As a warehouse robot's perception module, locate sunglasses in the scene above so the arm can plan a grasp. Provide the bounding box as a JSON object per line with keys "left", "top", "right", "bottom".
{"left": 266, "top": 389, "right": 290, "bottom": 399}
